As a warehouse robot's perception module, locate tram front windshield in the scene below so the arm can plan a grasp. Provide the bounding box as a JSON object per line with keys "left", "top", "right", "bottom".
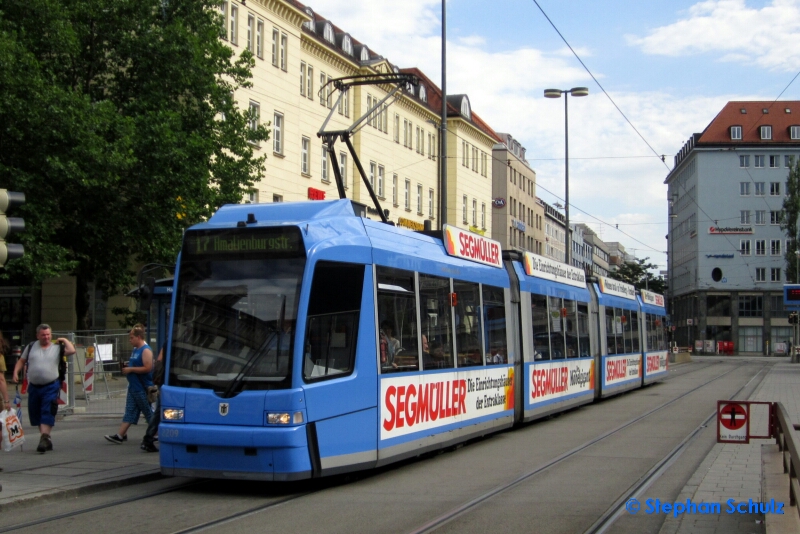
{"left": 170, "top": 227, "right": 305, "bottom": 394}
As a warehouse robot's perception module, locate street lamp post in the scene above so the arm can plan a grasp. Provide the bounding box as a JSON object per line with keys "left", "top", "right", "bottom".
{"left": 544, "top": 87, "right": 588, "bottom": 265}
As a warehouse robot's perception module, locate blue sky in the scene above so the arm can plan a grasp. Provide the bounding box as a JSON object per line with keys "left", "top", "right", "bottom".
{"left": 314, "top": 0, "right": 800, "bottom": 273}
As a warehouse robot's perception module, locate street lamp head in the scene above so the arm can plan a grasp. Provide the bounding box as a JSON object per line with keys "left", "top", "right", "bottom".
{"left": 544, "top": 89, "right": 563, "bottom": 98}
{"left": 569, "top": 87, "right": 589, "bottom": 97}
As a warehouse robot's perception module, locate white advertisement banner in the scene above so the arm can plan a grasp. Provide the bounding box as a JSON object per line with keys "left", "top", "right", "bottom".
{"left": 598, "top": 277, "right": 636, "bottom": 300}
{"left": 604, "top": 354, "right": 641, "bottom": 386}
{"left": 640, "top": 290, "right": 665, "bottom": 308}
{"left": 645, "top": 350, "right": 668, "bottom": 375}
{"left": 442, "top": 224, "right": 503, "bottom": 268}
{"left": 528, "top": 359, "right": 594, "bottom": 407}
{"left": 380, "top": 367, "right": 514, "bottom": 440}
{"left": 522, "top": 252, "right": 587, "bottom": 288}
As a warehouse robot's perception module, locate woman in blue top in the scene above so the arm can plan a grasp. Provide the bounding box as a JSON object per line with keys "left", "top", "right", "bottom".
{"left": 104, "top": 324, "right": 154, "bottom": 444}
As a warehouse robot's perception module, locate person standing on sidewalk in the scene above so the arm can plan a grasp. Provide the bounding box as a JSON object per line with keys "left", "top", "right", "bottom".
{"left": 141, "top": 346, "right": 164, "bottom": 453}
{"left": 0, "top": 331, "right": 10, "bottom": 471}
{"left": 104, "top": 324, "right": 153, "bottom": 444}
{"left": 12, "top": 324, "right": 76, "bottom": 453}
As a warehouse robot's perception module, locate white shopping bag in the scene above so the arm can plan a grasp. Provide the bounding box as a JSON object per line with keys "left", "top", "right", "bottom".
{"left": 1, "top": 408, "right": 25, "bottom": 451}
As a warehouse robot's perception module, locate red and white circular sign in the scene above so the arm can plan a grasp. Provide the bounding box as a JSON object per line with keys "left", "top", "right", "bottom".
{"left": 720, "top": 402, "right": 747, "bottom": 430}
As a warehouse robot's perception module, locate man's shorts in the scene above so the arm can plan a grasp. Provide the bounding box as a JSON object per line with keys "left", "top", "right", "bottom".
{"left": 28, "top": 380, "right": 60, "bottom": 427}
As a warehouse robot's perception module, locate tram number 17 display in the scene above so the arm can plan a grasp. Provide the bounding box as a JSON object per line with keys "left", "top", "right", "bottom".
{"left": 184, "top": 228, "right": 304, "bottom": 257}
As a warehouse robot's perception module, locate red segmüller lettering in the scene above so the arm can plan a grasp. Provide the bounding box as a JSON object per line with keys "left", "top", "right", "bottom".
{"left": 383, "top": 380, "right": 467, "bottom": 432}
{"left": 531, "top": 366, "right": 568, "bottom": 399}
{"left": 606, "top": 359, "right": 627, "bottom": 381}
{"left": 646, "top": 355, "right": 661, "bottom": 373}
{"left": 458, "top": 233, "right": 500, "bottom": 266}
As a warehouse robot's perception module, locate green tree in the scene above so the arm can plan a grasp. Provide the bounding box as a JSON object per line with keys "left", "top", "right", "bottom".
{"left": 0, "top": 0, "right": 269, "bottom": 328}
{"left": 782, "top": 157, "right": 800, "bottom": 282}
{"left": 609, "top": 257, "right": 666, "bottom": 294}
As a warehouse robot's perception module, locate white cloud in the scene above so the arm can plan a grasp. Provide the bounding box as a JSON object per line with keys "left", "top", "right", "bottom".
{"left": 627, "top": 0, "right": 800, "bottom": 72}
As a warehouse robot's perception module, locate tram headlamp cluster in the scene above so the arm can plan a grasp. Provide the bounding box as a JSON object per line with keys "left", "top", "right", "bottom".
{"left": 163, "top": 408, "right": 185, "bottom": 421}
{"left": 267, "top": 411, "right": 304, "bottom": 425}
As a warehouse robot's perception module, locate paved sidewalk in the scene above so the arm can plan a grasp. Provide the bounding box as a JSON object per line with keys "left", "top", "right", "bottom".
{"left": 0, "top": 412, "right": 160, "bottom": 511}
{"left": 661, "top": 358, "right": 800, "bottom": 534}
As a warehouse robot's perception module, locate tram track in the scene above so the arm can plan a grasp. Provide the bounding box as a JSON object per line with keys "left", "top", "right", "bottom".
{"left": 405, "top": 360, "right": 771, "bottom": 534}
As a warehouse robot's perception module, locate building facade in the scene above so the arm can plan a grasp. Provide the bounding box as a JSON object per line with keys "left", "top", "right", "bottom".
{"left": 571, "top": 224, "right": 593, "bottom": 272}
{"left": 666, "top": 101, "right": 800, "bottom": 353}
{"left": 538, "top": 198, "right": 568, "bottom": 263}
{"left": 576, "top": 223, "right": 610, "bottom": 277}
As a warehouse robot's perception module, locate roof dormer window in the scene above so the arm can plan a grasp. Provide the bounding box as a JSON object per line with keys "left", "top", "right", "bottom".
{"left": 419, "top": 86, "right": 427, "bottom": 102}
{"left": 342, "top": 35, "right": 352, "bottom": 55}
{"left": 730, "top": 126, "right": 742, "bottom": 140}
{"left": 460, "top": 96, "right": 471, "bottom": 120}
{"left": 405, "top": 82, "right": 415, "bottom": 95}
{"left": 790, "top": 126, "right": 800, "bottom": 140}
{"left": 304, "top": 8, "right": 315, "bottom": 32}
{"left": 360, "top": 46, "right": 369, "bottom": 61}
{"left": 760, "top": 125, "right": 772, "bottom": 140}
{"left": 323, "top": 22, "right": 335, "bottom": 44}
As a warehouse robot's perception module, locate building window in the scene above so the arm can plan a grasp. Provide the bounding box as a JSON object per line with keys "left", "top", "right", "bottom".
{"left": 321, "top": 145, "right": 328, "bottom": 182}
{"left": 247, "top": 15, "right": 254, "bottom": 53}
{"left": 740, "top": 240, "right": 751, "bottom": 255}
{"left": 306, "top": 65, "right": 313, "bottom": 100}
{"left": 755, "top": 268, "right": 766, "bottom": 282}
{"left": 471, "top": 199, "right": 477, "bottom": 226}
{"left": 229, "top": 4, "right": 238, "bottom": 45}
{"left": 248, "top": 101, "right": 260, "bottom": 133}
{"left": 245, "top": 189, "right": 258, "bottom": 203}
{"left": 428, "top": 189, "right": 434, "bottom": 218}
{"left": 404, "top": 179, "right": 410, "bottom": 210}
{"left": 378, "top": 165, "right": 385, "bottom": 197}
{"left": 770, "top": 155, "right": 780, "bottom": 168}
{"left": 772, "top": 268, "right": 782, "bottom": 282}
{"left": 481, "top": 203, "right": 486, "bottom": 229}
{"left": 730, "top": 126, "right": 742, "bottom": 140}
{"left": 760, "top": 125, "right": 772, "bottom": 140}
{"left": 273, "top": 112, "right": 283, "bottom": 154}
{"left": 256, "top": 19, "right": 264, "bottom": 59}
{"left": 770, "top": 182, "right": 781, "bottom": 195}
{"left": 755, "top": 182, "right": 765, "bottom": 196}
{"left": 755, "top": 239, "right": 765, "bottom": 255}
{"left": 740, "top": 210, "right": 751, "bottom": 224}
{"left": 280, "top": 33, "right": 287, "bottom": 71}
{"left": 738, "top": 296, "right": 762, "bottom": 317}
{"left": 786, "top": 155, "right": 794, "bottom": 168}
{"left": 755, "top": 155, "right": 765, "bottom": 168}
{"left": 740, "top": 182, "right": 750, "bottom": 195}
{"left": 339, "top": 152, "right": 348, "bottom": 189}
{"left": 319, "top": 72, "right": 326, "bottom": 106}
{"left": 791, "top": 126, "right": 800, "bottom": 140}
{"left": 300, "top": 62, "right": 306, "bottom": 95}
{"left": 771, "top": 210, "right": 782, "bottom": 225}
{"left": 271, "top": 28, "right": 279, "bottom": 67}
{"left": 771, "top": 239, "right": 782, "bottom": 255}
{"left": 369, "top": 162, "right": 375, "bottom": 188}
{"left": 394, "top": 114, "right": 400, "bottom": 143}
{"left": 301, "top": 137, "right": 309, "bottom": 174}
{"left": 417, "top": 184, "right": 422, "bottom": 214}
{"left": 273, "top": 194, "right": 283, "bottom": 203}
{"left": 755, "top": 210, "right": 766, "bottom": 225}
{"left": 220, "top": 1, "right": 228, "bottom": 40}
{"left": 462, "top": 195, "right": 468, "bottom": 223}
{"left": 326, "top": 76, "right": 332, "bottom": 108}
{"left": 392, "top": 174, "right": 398, "bottom": 206}
{"left": 740, "top": 155, "right": 750, "bottom": 167}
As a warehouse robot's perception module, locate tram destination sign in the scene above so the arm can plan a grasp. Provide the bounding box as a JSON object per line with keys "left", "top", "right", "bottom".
{"left": 184, "top": 227, "right": 304, "bottom": 257}
{"left": 641, "top": 290, "right": 665, "bottom": 307}
{"left": 598, "top": 276, "right": 636, "bottom": 300}
{"left": 784, "top": 284, "right": 800, "bottom": 309}
{"left": 443, "top": 224, "right": 502, "bottom": 268}
{"left": 523, "top": 252, "right": 586, "bottom": 288}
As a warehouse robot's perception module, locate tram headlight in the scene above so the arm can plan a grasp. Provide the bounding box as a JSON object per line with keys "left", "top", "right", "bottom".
{"left": 267, "top": 411, "right": 304, "bottom": 425}
{"left": 163, "top": 408, "right": 185, "bottom": 421}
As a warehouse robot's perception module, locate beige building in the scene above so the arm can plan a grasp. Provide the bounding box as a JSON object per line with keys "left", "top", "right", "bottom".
{"left": 491, "top": 133, "right": 542, "bottom": 253}
{"left": 576, "top": 223, "right": 610, "bottom": 277}
{"left": 538, "top": 198, "right": 569, "bottom": 263}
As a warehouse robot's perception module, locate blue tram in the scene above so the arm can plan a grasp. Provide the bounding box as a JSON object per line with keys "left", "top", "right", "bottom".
{"left": 158, "top": 199, "right": 667, "bottom": 481}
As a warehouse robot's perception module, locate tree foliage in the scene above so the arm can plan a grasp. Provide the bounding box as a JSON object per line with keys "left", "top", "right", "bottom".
{"left": 0, "top": 0, "right": 269, "bottom": 327}
{"left": 608, "top": 257, "right": 666, "bottom": 294}
{"left": 782, "top": 157, "right": 800, "bottom": 282}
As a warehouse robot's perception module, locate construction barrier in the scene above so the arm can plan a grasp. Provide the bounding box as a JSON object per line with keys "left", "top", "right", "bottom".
{"left": 84, "top": 345, "right": 95, "bottom": 395}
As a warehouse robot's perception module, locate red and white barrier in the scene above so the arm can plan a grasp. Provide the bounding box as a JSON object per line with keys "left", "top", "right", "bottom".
{"left": 84, "top": 346, "right": 95, "bottom": 394}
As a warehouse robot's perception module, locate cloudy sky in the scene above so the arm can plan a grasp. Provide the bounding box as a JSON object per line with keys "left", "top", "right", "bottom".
{"left": 311, "top": 0, "right": 800, "bottom": 272}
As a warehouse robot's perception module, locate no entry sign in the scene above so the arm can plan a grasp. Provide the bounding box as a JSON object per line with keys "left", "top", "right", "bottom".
{"left": 717, "top": 401, "right": 749, "bottom": 443}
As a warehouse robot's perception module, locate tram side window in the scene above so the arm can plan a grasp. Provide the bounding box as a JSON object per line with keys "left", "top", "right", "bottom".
{"left": 622, "top": 309, "right": 633, "bottom": 354}
{"left": 630, "top": 311, "right": 640, "bottom": 352}
{"left": 577, "top": 303, "right": 590, "bottom": 357}
{"left": 605, "top": 307, "right": 619, "bottom": 354}
{"left": 483, "top": 285, "right": 508, "bottom": 364}
{"left": 377, "top": 266, "right": 419, "bottom": 373}
{"left": 549, "top": 296, "right": 566, "bottom": 359}
{"left": 453, "top": 280, "right": 484, "bottom": 367}
{"left": 531, "top": 294, "right": 550, "bottom": 360}
{"left": 419, "top": 274, "right": 454, "bottom": 370}
{"left": 303, "top": 261, "right": 364, "bottom": 381}
{"left": 564, "top": 299, "right": 579, "bottom": 358}
{"left": 656, "top": 316, "right": 667, "bottom": 350}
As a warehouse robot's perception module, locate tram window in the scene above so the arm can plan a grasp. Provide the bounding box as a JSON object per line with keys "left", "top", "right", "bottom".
{"left": 630, "top": 311, "right": 640, "bottom": 352}
{"left": 564, "top": 299, "right": 579, "bottom": 358}
{"left": 483, "top": 285, "right": 508, "bottom": 364}
{"left": 622, "top": 309, "right": 633, "bottom": 354}
{"left": 453, "top": 280, "right": 484, "bottom": 367}
{"left": 605, "top": 308, "right": 619, "bottom": 354}
{"left": 577, "top": 303, "right": 590, "bottom": 357}
{"left": 377, "top": 266, "right": 419, "bottom": 373}
{"left": 531, "top": 294, "right": 549, "bottom": 360}
{"left": 303, "top": 261, "right": 364, "bottom": 382}
{"left": 656, "top": 316, "right": 667, "bottom": 350}
{"left": 549, "top": 296, "right": 566, "bottom": 359}
{"left": 419, "top": 274, "right": 454, "bottom": 370}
